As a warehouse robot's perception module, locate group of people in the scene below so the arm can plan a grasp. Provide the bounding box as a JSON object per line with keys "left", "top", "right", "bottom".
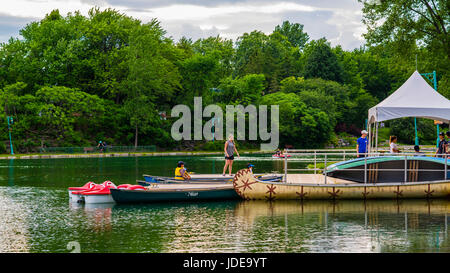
{"left": 357, "top": 131, "right": 401, "bottom": 156}
{"left": 356, "top": 129, "right": 450, "bottom": 158}
{"left": 175, "top": 129, "right": 450, "bottom": 181}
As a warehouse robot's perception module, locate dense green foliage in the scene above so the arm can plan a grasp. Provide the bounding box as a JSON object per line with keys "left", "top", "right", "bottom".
{"left": 0, "top": 6, "right": 448, "bottom": 152}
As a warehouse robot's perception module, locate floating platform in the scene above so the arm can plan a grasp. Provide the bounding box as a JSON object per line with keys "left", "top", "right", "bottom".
{"left": 325, "top": 156, "right": 449, "bottom": 183}
{"left": 232, "top": 169, "right": 450, "bottom": 200}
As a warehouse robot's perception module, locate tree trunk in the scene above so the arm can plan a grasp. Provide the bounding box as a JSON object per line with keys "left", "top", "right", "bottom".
{"left": 134, "top": 124, "right": 138, "bottom": 149}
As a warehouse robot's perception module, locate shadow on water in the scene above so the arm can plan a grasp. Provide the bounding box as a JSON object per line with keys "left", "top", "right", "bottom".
{"left": 8, "top": 159, "right": 14, "bottom": 186}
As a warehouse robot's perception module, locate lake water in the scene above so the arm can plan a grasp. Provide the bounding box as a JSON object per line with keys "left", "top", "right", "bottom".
{"left": 0, "top": 155, "right": 448, "bottom": 253}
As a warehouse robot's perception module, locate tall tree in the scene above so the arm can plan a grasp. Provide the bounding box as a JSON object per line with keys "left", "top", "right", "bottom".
{"left": 235, "top": 31, "right": 298, "bottom": 92}
{"left": 192, "top": 36, "right": 235, "bottom": 80}
{"left": 360, "top": 0, "right": 449, "bottom": 58}
{"left": 124, "top": 19, "right": 181, "bottom": 147}
{"left": 274, "top": 21, "right": 309, "bottom": 49}
{"left": 302, "top": 38, "right": 344, "bottom": 83}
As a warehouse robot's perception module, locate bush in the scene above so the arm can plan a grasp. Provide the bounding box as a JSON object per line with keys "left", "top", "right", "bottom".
{"left": 0, "top": 143, "right": 6, "bottom": 154}
{"left": 388, "top": 118, "right": 437, "bottom": 145}
{"left": 202, "top": 140, "right": 225, "bottom": 151}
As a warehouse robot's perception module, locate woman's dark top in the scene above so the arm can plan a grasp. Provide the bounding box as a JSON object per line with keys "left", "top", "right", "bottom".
{"left": 225, "top": 141, "right": 235, "bottom": 160}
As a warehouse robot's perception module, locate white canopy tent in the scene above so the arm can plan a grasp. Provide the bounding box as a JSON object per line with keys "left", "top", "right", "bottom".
{"left": 367, "top": 70, "right": 450, "bottom": 152}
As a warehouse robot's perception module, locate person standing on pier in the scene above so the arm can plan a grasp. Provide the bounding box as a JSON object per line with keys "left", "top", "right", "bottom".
{"left": 222, "top": 135, "right": 240, "bottom": 176}
{"left": 356, "top": 130, "right": 368, "bottom": 158}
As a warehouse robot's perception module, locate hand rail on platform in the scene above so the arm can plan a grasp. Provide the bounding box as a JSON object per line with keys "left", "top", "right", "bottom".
{"left": 279, "top": 150, "right": 449, "bottom": 184}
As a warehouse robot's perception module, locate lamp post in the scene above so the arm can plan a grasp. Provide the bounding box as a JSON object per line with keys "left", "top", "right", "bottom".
{"left": 419, "top": 71, "right": 439, "bottom": 147}
{"left": 6, "top": 116, "right": 14, "bottom": 155}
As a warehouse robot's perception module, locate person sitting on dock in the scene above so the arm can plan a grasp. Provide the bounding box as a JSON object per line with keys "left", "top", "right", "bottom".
{"left": 175, "top": 161, "right": 191, "bottom": 180}
{"left": 356, "top": 130, "right": 368, "bottom": 158}
{"left": 413, "top": 145, "right": 425, "bottom": 157}
{"left": 247, "top": 163, "right": 254, "bottom": 174}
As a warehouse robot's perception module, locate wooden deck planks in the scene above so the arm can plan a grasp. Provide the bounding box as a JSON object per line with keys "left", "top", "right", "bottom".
{"left": 284, "top": 174, "right": 357, "bottom": 185}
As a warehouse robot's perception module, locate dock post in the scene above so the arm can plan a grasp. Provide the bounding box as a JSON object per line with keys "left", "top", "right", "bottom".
{"left": 324, "top": 154, "right": 327, "bottom": 184}
{"left": 445, "top": 213, "right": 447, "bottom": 234}
{"left": 404, "top": 155, "right": 407, "bottom": 183}
{"left": 314, "top": 151, "right": 317, "bottom": 174}
{"left": 364, "top": 156, "right": 367, "bottom": 184}
{"left": 445, "top": 156, "right": 448, "bottom": 180}
{"left": 284, "top": 151, "right": 288, "bottom": 183}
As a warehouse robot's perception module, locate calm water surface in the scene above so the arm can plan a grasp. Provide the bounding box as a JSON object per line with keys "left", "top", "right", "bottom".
{"left": 0, "top": 155, "right": 448, "bottom": 253}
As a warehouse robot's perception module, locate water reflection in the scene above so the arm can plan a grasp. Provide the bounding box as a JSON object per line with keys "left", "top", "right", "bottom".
{"left": 230, "top": 199, "right": 449, "bottom": 253}
{"left": 0, "top": 156, "right": 449, "bottom": 253}
{"left": 69, "top": 202, "right": 114, "bottom": 233}
{"left": 73, "top": 199, "right": 449, "bottom": 253}
{"left": 8, "top": 159, "right": 14, "bottom": 186}
{"left": 0, "top": 188, "right": 30, "bottom": 252}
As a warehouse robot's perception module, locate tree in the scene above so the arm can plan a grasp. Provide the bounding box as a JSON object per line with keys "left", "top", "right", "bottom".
{"left": 302, "top": 38, "right": 344, "bottom": 83}
{"left": 280, "top": 76, "right": 378, "bottom": 132}
{"left": 359, "top": 0, "right": 449, "bottom": 99}
{"left": 1, "top": 4, "right": 443, "bottom": 152}
{"left": 0, "top": 84, "right": 107, "bottom": 150}
{"left": 438, "top": 74, "right": 450, "bottom": 99}
{"left": 234, "top": 31, "right": 267, "bottom": 77}
{"left": 192, "top": 36, "right": 235, "bottom": 80}
{"left": 235, "top": 31, "right": 298, "bottom": 93}
{"left": 216, "top": 74, "right": 265, "bottom": 105}
{"left": 259, "top": 92, "right": 332, "bottom": 148}
{"left": 178, "top": 54, "right": 219, "bottom": 105}
{"left": 389, "top": 117, "right": 437, "bottom": 144}
{"left": 333, "top": 46, "right": 364, "bottom": 90}
{"left": 360, "top": 0, "right": 449, "bottom": 59}
{"left": 124, "top": 19, "right": 181, "bottom": 147}
{"left": 274, "top": 21, "right": 309, "bottom": 49}
{"left": 354, "top": 50, "right": 392, "bottom": 100}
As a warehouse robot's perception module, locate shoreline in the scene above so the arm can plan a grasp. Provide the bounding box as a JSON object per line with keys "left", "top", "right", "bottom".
{"left": 0, "top": 145, "right": 436, "bottom": 160}
{"left": 0, "top": 150, "right": 270, "bottom": 160}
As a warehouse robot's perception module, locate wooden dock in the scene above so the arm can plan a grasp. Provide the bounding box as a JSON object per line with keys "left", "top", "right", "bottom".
{"left": 284, "top": 174, "right": 357, "bottom": 185}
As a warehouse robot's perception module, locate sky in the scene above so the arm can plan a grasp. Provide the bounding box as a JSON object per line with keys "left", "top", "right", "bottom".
{"left": 0, "top": 0, "right": 367, "bottom": 50}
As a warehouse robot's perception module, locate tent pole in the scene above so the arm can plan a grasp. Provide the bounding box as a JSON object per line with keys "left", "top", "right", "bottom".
{"left": 375, "top": 122, "right": 378, "bottom": 153}
{"left": 433, "top": 71, "right": 439, "bottom": 148}
{"left": 371, "top": 122, "right": 374, "bottom": 154}
{"left": 420, "top": 70, "right": 440, "bottom": 147}
{"left": 414, "top": 118, "right": 419, "bottom": 146}
{"left": 368, "top": 122, "right": 371, "bottom": 154}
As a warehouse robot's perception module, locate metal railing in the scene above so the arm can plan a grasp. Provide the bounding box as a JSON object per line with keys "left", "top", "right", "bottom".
{"left": 281, "top": 149, "right": 449, "bottom": 184}
{"left": 38, "top": 145, "right": 157, "bottom": 154}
